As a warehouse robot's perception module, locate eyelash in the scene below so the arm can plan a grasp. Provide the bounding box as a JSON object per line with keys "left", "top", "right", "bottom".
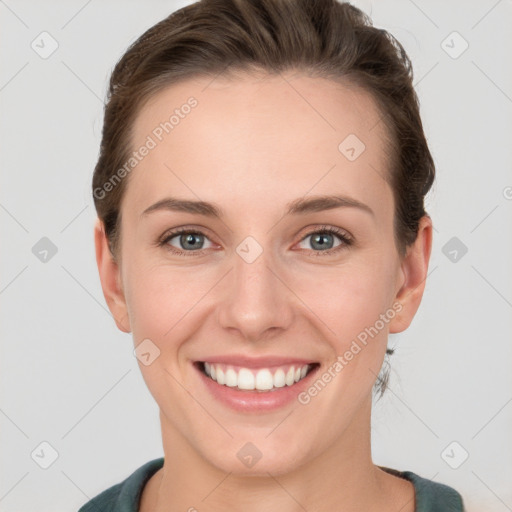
{"left": 157, "top": 225, "right": 353, "bottom": 257}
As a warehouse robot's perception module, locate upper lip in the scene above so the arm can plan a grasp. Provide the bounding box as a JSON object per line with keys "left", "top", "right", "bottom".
{"left": 196, "top": 355, "right": 318, "bottom": 368}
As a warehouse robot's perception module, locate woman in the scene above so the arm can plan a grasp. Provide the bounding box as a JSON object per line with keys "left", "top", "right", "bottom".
{"left": 82, "top": 0, "right": 466, "bottom": 510}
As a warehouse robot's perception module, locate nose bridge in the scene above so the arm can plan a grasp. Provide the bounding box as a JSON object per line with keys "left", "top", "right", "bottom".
{"left": 216, "top": 235, "right": 293, "bottom": 340}
{"left": 234, "top": 243, "right": 273, "bottom": 300}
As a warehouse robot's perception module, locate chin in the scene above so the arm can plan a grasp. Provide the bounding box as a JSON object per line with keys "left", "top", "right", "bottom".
{"left": 201, "top": 438, "right": 310, "bottom": 477}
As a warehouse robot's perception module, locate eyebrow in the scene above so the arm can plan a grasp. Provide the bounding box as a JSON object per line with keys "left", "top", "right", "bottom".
{"left": 140, "top": 194, "right": 374, "bottom": 219}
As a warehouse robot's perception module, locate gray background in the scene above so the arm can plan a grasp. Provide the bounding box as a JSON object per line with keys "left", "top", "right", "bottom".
{"left": 1, "top": 1, "right": 511, "bottom": 510}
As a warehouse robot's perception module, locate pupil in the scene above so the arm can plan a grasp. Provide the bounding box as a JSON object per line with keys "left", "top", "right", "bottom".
{"left": 182, "top": 233, "right": 202, "bottom": 249}
{"left": 313, "top": 234, "right": 332, "bottom": 250}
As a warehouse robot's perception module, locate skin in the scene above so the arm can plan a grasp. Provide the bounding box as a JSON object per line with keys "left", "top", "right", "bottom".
{"left": 94, "top": 70, "right": 432, "bottom": 512}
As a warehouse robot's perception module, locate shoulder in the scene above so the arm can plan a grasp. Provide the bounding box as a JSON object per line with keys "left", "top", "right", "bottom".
{"left": 405, "top": 471, "right": 465, "bottom": 512}
{"left": 77, "top": 457, "right": 165, "bottom": 512}
{"left": 379, "top": 466, "right": 466, "bottom": 512}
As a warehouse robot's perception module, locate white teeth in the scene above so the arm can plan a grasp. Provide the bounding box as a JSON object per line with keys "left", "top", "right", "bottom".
{"left": 273, "top": 368, "right": 286, "bottom": 388}
{"left": 225, "top": 368, "right": 238, "bottom": 387}
{"left": 202, "top": 362, "right": 312, "bottom": 391}
{"left": 238, "top": 368, "right": 255, "bottom": 390}
{"left": 255, "top": 369, "right": 273, "bottom": 390}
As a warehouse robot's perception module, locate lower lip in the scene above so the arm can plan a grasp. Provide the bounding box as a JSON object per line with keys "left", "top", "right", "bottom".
{"left": 195, "top": 363, "right": 320, "bottom": 413}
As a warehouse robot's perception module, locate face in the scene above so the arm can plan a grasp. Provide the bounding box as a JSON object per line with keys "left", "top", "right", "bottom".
{"left": 95, "top": 70, "right": 431, "bottom": 476}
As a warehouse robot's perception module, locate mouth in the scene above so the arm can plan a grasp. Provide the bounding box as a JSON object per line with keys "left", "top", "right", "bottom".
{"left": 194, "top": 361, "right": 321, "bottom": 393}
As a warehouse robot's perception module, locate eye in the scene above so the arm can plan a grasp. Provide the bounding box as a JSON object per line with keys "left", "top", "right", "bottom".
{"left": 158, "top": 225, "right": 353, "bottom": 257}
{"left": 159, "top": 228, "right": 214, "bottom": 256}
{"left": 296, "top": 226, "right": 353, "bottom": 255}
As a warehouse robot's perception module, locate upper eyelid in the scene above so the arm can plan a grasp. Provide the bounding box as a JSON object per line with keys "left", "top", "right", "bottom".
{"left": 160, "top": 226, "right": 215, "bottom": 243}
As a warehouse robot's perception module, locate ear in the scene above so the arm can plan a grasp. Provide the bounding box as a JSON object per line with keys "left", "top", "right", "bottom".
{"left": 94, "top": 217, "right": 131, "bottom": 333}
{"left": 389, "top": 215, "right": 433, "bottom": 333}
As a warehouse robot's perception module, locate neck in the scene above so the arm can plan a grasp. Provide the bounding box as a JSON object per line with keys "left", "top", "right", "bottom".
{"left": 145, "top": 395, "right": 409, "bottom": 512}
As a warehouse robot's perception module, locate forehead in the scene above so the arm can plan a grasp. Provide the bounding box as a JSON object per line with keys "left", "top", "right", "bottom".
{"left": 124, "top": 71, "right": 392, "bottom": 220}
{"left": 132, "top": 70, "right": 388, "bottom": 150}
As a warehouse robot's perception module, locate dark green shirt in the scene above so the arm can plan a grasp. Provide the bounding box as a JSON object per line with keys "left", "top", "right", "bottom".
{"left": 78, "top": 457, "right": 465, "bottom": 512}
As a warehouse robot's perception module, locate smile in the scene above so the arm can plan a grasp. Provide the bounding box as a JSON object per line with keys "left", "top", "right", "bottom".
{"left": 198, "top": 361, "right": 319, "bottom": 392}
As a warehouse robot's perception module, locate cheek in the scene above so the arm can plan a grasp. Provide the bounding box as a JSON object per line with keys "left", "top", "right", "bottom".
{"left": 306, "top": 255, "right": 398, "bottom": 397}
{"left": 303, "top": 255, "right": 397, "bottom": 337}
{"left": 126, "top": 266, "right": 200, "bottom": 340}
{"left": 125, "top": 266, "right": 203, "bottom": 396}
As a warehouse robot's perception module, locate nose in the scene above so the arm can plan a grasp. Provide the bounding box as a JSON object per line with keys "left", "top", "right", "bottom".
{"left": 216, "top": 245, "right": 294, "bottom": 342}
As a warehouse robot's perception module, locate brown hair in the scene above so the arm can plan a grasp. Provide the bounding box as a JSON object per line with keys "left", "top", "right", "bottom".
{"left": 92, "top": 0, "right": 435, "bottom": 399}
